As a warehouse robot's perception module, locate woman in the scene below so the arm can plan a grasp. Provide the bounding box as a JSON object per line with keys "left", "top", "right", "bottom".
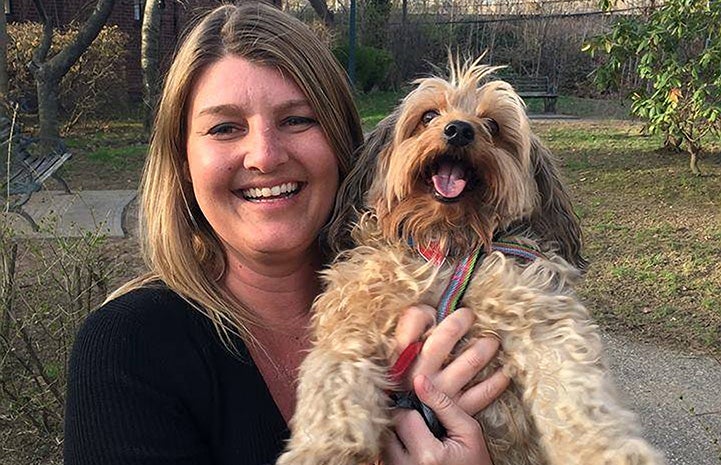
{"left": 64, "top": 3, "right": 509, "bottom": 464}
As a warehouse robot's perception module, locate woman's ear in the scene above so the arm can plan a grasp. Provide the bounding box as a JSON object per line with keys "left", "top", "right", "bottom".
{"left": 182, "top": 159, "right": 192, "bottom": 183}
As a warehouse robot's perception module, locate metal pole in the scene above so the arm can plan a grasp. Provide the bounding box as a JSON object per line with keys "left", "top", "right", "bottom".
{"left": 348, "top": 0, "right": 356, "bottom": 88}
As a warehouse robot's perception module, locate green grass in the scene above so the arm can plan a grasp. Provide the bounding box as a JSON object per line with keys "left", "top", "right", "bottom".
{"left": 85, "top": 144, "right": 148, "bottom": 169}
{"left": 62, "top": 120, "right": 148, "bottom": 190}
{"left": 525, "top": 95, "right": 631, "bottom": 118}
{"left": 356, "top": 90, "right": 404, "bottom": 130}
{"left": 532, "top": 120, "right": 721, "bottom": 355}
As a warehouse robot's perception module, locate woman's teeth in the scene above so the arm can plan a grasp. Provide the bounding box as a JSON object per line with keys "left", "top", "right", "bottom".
{"left": 242, "top": 182, "right": 299, "bottom": 200}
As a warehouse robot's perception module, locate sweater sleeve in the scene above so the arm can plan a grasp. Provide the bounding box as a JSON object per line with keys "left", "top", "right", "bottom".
{"left": 64, "top": 288, "right": 214, "bottom": 465}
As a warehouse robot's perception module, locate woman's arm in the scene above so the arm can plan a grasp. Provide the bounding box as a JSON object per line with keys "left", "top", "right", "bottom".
{"left": 64, "top": 298, "right": 212, "bottom": 465}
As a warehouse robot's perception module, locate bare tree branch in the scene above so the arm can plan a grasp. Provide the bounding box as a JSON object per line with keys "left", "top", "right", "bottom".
{"left": 44, "top": 0, "right": 115, "bottom": 78}
{"left": 30, "top": 0, "right": 53, "bottom": 66}
{"left": 308, "top": 0, "right": 335, "bottom": 28}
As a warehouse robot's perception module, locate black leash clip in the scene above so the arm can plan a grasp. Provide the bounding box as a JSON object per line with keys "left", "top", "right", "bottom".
{"left": 390, "top": 390, "right": 447, "bottom": 439}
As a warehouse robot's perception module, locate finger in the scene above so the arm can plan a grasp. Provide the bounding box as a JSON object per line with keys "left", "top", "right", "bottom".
{"left": 391, "top": 405, "right": 439, "bottom": 453}
{"left": 412, "top": 307, "right": 474, "bottom": 377}
{"left": 393, "top": 304, "right": 435, "bottom": 358}
{"left": 432, "top": 337, "right": 500, "bottom": 397}
{"left": 457, "top": 369, "right": 511, "bottom": 416}
{"left": 382, "top": 427, "right": 410, "bottom": 465}
{"left": 413, "top": 374, "right": 482, "bottom": 440}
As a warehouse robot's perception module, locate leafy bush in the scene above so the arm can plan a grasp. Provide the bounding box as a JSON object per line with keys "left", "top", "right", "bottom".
{"left": 6, "top": 22, "right": 129, "bottom": 126}
{"left": 333, "top": 43, "right": 394, "bottom": 93}
{"left": 584, "top": 0, "right": 721, "bottom": 174}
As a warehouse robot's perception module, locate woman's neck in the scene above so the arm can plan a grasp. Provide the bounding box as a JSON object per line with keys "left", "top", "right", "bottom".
{"left": 221, "top": 246, "right": 322, "bottom": 326}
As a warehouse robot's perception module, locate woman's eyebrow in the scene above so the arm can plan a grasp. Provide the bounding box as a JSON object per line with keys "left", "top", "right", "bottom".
{"left": 196, "top": 99, "right": 311, "bottom": 118}
{"left": 276, "top": 99, "right": 312, "bottom": 112}
{"left": 196, "top": 104, "right": 243, "bottom": 117}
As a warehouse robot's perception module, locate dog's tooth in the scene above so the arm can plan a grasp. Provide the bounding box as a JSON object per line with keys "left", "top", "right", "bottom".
{"left": 271, "top": 186, "right": 281, "bottom": 196}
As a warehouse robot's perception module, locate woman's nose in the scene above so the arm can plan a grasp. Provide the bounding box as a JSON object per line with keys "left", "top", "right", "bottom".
{"left": 242, "top": 124, "right": 289, "bottom": 173}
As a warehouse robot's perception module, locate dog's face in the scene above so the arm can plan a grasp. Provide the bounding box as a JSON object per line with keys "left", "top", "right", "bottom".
{"left": 367, "top": 61, "right": 537, "bottom": 257}
{"left": 327, "top": 58, "right": 586, "bottom": 270}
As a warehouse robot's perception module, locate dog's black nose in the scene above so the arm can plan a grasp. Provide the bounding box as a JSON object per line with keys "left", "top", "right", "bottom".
{"left": 443, "top": 121, "right": 475, "bottom": 147}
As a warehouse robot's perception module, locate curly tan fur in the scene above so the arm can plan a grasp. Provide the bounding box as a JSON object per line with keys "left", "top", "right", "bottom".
{"left": 278, "top": 57, "right": 664, "bottom": 465}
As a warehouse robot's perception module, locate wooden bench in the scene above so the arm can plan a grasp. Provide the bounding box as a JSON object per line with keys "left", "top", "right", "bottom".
{"left": 508, "top": 76, "right": 558, "bottom": 114}
{"left": 1, "top": 117, "right": 72, "bottom": 230}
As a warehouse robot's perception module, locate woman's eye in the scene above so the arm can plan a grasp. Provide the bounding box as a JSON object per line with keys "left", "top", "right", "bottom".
{"left": 283, "top": 116, "right": 317, "bottom": 128}
{"left": 422, "top": 110, "right": 440, "bottom": 126}
{"left": 207, "top": 123, "right": 241, "bottom": 137}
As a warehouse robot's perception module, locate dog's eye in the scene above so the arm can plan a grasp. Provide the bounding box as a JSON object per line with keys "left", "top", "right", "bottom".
{"left": 421, "top": 110, "right": 440, "bottom": 126}
{"left": 484, "top": 118, "right": 499, "bottom": 136}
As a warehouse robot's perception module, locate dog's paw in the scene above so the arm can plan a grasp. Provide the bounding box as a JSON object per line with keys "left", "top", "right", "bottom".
{"left": 601, "top": 438, "right": 667, "bottom": 465}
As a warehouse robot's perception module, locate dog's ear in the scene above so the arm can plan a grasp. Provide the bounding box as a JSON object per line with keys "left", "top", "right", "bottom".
{"left": 527, "top": 135, "right": 589, "bottom": 271}
{"left": 324, "top": 110, "right": 399, "bottom": 258}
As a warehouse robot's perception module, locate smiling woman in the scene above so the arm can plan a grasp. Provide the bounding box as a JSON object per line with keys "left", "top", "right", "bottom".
{"left": 63, "top": 3, "right": 506, "bottom": 465}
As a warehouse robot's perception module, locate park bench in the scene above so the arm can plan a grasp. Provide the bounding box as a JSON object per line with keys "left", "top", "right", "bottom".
{"left": 508, "top": 76, "right": 558, "bottom": 114}
{"left": 1, "top": 117, "right": 72, "bottom": 231}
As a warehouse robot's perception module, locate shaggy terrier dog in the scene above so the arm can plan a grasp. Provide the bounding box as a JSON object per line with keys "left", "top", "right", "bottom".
{"left": 277, "top": 58, "right": 665, "bottom": 465}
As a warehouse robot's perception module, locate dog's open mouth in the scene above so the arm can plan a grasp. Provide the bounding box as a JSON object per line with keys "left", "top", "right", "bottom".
{"left": 426, "top": 155, "right": 473, "bottom": 203}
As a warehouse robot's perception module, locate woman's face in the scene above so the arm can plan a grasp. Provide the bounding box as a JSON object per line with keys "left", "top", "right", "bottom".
{"left": 185, "top": 56, "right": 339, "bottom": 266}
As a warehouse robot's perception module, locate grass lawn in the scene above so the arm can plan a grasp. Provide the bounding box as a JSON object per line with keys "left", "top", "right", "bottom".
{"left": 59, "top": 102, "right": 721, "bottom": 356}
{"left": 533, "top": 120, "right": 721, "bottom": 355}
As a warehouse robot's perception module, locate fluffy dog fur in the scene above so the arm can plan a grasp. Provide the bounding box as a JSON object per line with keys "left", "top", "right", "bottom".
{"left": 277, "top": 57, "right": 666, "bottom": 465}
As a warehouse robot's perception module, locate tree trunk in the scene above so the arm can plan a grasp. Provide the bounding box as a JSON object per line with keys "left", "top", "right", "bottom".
{"left": 689, "top": 149, "right": 701, "bottom": 176}
{"left": 0, "top": 7, "right": 8, "bottom": 119}
{"left": 30, "top": 0, "right": 115, "bottom": 141}
{"left": 308, "top": 0, "right": 335, "bottom": 28}
{"left": 141, "top": 0, "right": 161, "bottom": 134}
{"left": 36, "top": 70, "right": 61, "bottom": 146}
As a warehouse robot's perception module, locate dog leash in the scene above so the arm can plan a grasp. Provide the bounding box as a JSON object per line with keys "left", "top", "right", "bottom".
{"left": 388, "top": 238, "right": 544, "bottom": 437}
{"left": 388, "top": 242, "right": 484, "bottom": 388}
{"left": 403, "top": 237, "right": 545, "bottom": 327}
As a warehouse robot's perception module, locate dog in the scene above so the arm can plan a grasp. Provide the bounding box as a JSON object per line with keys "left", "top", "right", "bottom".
{"left": 277, "top": 57, "right": 666, "bottom": 465}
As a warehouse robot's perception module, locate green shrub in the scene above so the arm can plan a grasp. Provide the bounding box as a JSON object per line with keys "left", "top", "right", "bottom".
{"left": 334, "top": 43, "right": 394, "bottom": 93}
{"left": 6, "top": 22, "right": 129, "bottom": 126}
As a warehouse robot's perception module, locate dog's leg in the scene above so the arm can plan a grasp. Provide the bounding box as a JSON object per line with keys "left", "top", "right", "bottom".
{"left": 277, "top": 258, "right": 414, "bottom": 465}
{"left": 276, "top": 338, "right": 393, "bottom": 465}
{"left": 505, "top": 299, "right": 667, "bottom": 465}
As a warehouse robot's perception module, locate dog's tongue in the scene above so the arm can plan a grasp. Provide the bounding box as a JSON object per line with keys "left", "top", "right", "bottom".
{"left": 432, "top": 161, "right": 467, "bottom": 199}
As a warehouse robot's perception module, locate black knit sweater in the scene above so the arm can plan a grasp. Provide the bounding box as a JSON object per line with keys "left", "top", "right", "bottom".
{"left": 64, "top": 284, "right": 289, "bottom": 465}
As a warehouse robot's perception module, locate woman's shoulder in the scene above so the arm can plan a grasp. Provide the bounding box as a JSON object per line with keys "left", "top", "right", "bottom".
{"left": 76, "top": 283, "right": 220, "bottom": 358}
{"left": 85, "top": 283, "right": 200, "bottom": 331}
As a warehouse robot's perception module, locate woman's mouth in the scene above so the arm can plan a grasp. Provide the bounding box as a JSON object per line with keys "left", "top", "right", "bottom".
{"left": 240, "top": 182, "right": 301, "bottom": 202}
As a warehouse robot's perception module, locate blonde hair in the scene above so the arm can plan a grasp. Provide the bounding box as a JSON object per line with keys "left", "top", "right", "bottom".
{"left": 111, "top": 2, "right": 363, "bottom": 349}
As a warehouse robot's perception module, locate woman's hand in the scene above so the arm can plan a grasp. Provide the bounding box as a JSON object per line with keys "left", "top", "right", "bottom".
{"left": 393, "top": 305, "right": 510, "bottom": 415}
{"left": 385, "top": 305, "right": 510, "bottom": 465}
{"left": 384, "top": 375, "right": 492, "bottom": 465}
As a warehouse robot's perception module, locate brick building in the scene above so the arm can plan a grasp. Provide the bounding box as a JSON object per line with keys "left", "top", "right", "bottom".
{"left": 3, "top": 0, "right": 281, "bottom": 100}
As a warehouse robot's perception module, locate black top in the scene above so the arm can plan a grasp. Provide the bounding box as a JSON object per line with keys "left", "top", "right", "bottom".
{"left": 64, "top": 284, "right": 289, "bottom": 465}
